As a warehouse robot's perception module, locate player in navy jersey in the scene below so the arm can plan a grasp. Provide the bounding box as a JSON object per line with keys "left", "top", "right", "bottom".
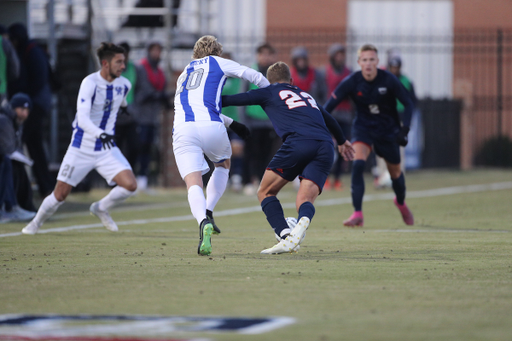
{"left": 22, "top": 43, "right": 137, "bottom": 235}
{"left": 324, "top": 44, "right": 414, "bottom": 227}
{"left": 222, "top": 61, "right": 355, "bottom": 254}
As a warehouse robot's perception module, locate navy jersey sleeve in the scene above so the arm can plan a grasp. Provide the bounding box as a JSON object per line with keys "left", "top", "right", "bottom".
{"left": 391, "top": 76, "right": 414, "bottom": 128}
{"left": 324, "top": 75, "right": 354, "bottom": 113}
{"left": 319, "top": 105, "right": 346, "bottom": 145}
{"left": 222, "top": 88, "right": 270, "bottom": 107}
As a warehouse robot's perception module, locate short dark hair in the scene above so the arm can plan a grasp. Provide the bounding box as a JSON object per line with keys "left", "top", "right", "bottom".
{"left": 97, "top": 42, "right": 125, "bottom": 62}
{"left": 267, "top": 61, "right": 291, "bottom": 84}
{"left": 256, "top": 43, "right": 276, "bottom": 55}
{"left": 118, "top": 42, "right": 131, "bottom": 54}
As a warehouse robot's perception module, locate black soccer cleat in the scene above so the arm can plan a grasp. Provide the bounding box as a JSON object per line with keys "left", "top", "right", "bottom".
{"left": 198, "top": 218, "right": 214, "bottom": 256}
{"left": 206, "top": 210, "right": 221, "bottom": 235}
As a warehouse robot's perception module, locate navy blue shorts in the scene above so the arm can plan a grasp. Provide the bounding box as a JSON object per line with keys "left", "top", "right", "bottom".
{"left": 267, "top": 139, "right": 334, "bottom": 193}
{"left": 351, "top": 124, "right": 401, "bottom": 164}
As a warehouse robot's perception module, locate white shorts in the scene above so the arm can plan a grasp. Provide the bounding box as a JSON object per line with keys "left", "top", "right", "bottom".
{"left": 57, "top": 146, "right": 132, "bottom": 187}
{"left": 173, "top": 121, "right": 232, "bottom": 179}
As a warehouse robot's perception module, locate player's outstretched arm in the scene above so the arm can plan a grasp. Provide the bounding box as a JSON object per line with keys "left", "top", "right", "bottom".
{"left": 216, "top": 57, "right": 270, "bottom": 89}
{"left": 320, "top": 105, "right": 346, "bottom": 144}
{"left": 219, "top": 113, "right": 251, "bottom": 140}
{"left": 320, "top": 105, "right": 354, "bottom": 161}
{"left": 221, "top": 88, "right": 268, "bottom": 108}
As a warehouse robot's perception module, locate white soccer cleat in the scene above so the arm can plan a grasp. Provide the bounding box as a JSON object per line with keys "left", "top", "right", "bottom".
{"left": 274, "top": 217, "right": 298, "bottom": 242}
{"left": 90, "top": 202, "right": 118, "bottom": 232}
{"left": 261, "top": 235, "right": 299, "bottom": 254}
{"left": 21, "top": 221, "right": 41, "bottom": 235}
{"left": 288, "top": 217, "right": 310, "bottom": 247}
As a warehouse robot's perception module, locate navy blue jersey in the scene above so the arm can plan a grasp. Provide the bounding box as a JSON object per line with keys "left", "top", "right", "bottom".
{"left": 222, "top": 83, "right": 345, "bottom": 144}
{"left": 324, "top": 69, "right": 413, "bottom": 133}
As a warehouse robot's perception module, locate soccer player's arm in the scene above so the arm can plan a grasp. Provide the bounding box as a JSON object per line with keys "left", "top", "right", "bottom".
{"left": 75, "top": 78, "right": 105, "bottom": 138}
{"left": 219, "top": 114, "right": 251, "bottom": 140}
{"left": 320, "top": 105, "right": 355, "bottom": 161}
{"left": 221, "top": 88, "right": 269, "bottom": 108}
{"left": 324, "top": 75, "right": 353, "bottom": 113}
{"left": 393, "top": 78, "right": 414, "bottom": 129}
{"left": 217, "top": 57, "right": 270, "bottom": 89}
{"left": 319, "top": 105, "right": 346, "bottom": 145}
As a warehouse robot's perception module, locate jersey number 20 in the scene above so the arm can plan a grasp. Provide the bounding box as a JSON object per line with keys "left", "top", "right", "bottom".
{"left": 279, "top": 90, "right": 319, "bottom": 110}
{"left": 176, "top": 69, "right": 205, "bottom": 96}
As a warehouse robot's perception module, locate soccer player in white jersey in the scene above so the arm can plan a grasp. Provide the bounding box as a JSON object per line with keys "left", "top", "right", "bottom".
{"left": 173, "top": 35, "right": 270, "bottom": 256}
{"left": 21, "top": 42, "right": 137, "bottom": 235}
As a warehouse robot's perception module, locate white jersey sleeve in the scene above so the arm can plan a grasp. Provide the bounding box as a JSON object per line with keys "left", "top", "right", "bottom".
{"left": 76, "top": 77, "right": 105, "bottom": 138}
{"left": 220, "top": 113, "right": 233, "bottom": 127}
{"left": 214, "top": 57, "right": 270, "bottom": 88}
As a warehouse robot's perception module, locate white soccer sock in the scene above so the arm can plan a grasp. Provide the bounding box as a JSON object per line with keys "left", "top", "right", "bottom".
{"left": 33, "top": 192, "right": 64, "bottom": 226}
{"left": 98, "top": 186, "right": 135, "bottom": 211}
{"left": 188, "top": 185, "right": 206, "bottom": 225}
{"left": 206, "top": 167, "right": 230, "bottom": 212}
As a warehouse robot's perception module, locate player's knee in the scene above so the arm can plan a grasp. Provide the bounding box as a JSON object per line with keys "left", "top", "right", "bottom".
{"left": 352, "top": 159, "right": 366, "bottom": 174}
{"left": 124, "top": 181, "right": 137, "bottom": 192}
{"left": 53, "top": 191, "right": 68, "bottom": 202}
{"left": 387, "top": 165, "right": 402, "bottom": 179}
{"left": 257, "top": 190, "right": 266, "bottom": 203}
{"left": 53, "top": 182, "right": 72, "bottom": 202}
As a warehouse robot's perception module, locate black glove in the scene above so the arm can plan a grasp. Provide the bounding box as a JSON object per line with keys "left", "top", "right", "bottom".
{"left": 119, "top": 106, "right": 129, "bottom": 116}
{"left": 99, "top": 133, "right": 115, "bottom": 150}
{"left": 396, "top": 126, "right": 410, "bottom": 147}
{"left": 229, "top": 121, "right": 251, "bottom": 140}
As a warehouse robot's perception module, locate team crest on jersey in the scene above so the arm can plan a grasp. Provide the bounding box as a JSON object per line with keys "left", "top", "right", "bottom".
{"left": 115, "top": 86, "right": 123, "bottom": 96}
{"left": 0, "top": 314, "right": 295, "bottom": 339}
{"left": 378, "top": 87, "right": 387, "bottom": 94}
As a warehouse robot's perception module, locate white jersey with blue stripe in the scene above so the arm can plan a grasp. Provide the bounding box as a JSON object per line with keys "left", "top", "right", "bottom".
{"left": 173, "top": 55, "right": 269, "bottom": 127}
{"left": 69, "top": 71, "right": 131, "bottom": 153}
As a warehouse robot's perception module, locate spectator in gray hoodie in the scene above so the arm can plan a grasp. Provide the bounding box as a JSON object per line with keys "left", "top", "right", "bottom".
{"left": 130, "top": 41, "right": 169, "bottom": 191}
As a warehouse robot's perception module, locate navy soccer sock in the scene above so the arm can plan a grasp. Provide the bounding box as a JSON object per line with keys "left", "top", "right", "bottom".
{"left": 392, "top": 172, "right": 406, "bottom": 205}
{"left": 261, "top": 196, "right": 289, "bottom": 237}
{"left": 298, "top": 201, "right": 315, "bottom": 222}
{"left": 351, "top": 160, "right": 366, "bottom": 212}
{"left": 230, "top": 156, "right": 243, "bottom": 177}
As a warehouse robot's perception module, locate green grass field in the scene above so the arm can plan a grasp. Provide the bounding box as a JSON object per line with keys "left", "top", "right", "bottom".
{"left": 1, "top": 169, "right": 512, "bottom": 341}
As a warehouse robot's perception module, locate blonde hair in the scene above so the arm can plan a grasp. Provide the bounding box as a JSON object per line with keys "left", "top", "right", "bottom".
{"left": 266, "top": 61, "right": 291, "bottom": 84}
{"left": 192, "top": 35, "right": 223, "bottom": 59}
{"left": 357, "top": 44, "right": 378, "bottom": 57}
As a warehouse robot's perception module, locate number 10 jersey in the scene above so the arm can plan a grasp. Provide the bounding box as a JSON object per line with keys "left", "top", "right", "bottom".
{"left": 173, "top": 55, "right": 269, "bottom": 127}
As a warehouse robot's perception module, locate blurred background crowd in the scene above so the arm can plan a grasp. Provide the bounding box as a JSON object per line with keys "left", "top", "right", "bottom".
{"left": 0, "top": 0, "right": 511, "bottom": 222}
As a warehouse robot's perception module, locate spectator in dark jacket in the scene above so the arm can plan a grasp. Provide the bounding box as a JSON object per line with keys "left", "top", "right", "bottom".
{"left": 7, "top": 23, "right": 54, "bottom": 197}
{"left": 130, "top": 41, "right": 169, "bottom": 191}
{"left": 0, "top": 93, "right": 36, "bottom": 223}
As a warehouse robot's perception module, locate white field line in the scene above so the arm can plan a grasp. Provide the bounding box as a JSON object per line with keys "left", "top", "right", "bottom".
{"left": 1, "top": 181, "right": 512, "bottom": 238}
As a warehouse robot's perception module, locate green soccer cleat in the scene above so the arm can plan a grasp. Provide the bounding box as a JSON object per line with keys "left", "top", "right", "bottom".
{"left": 206, "top": 210, "right": 221, "bottom": 234}
{"left": 198, "top": 218, "right": 214, "bottom": 256}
